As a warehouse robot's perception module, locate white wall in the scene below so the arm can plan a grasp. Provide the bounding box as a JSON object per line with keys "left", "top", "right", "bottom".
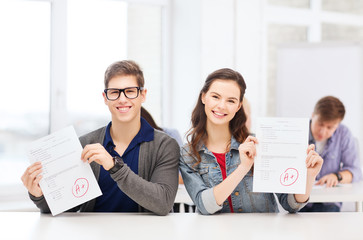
{"left": 200, "top": 0, "right": 235, "bottom": 77}
{"left": 170, "top": 0, "right": 202, "bottom": 140}
{"left": 276, "top": 43, "right": 363, "bottom": 154}
{"left": 235, "top": 0, "right": 265, "bottom": 133}
{"left": 170, "top": 0, "right": 265, "bottom": 138}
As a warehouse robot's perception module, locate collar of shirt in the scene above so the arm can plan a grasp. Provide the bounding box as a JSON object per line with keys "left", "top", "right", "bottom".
{"left": 199, "top": 136, "right": 240, "bottom": 154}
{"left": 103, "top": 117, "right": 154, "bottom": 156}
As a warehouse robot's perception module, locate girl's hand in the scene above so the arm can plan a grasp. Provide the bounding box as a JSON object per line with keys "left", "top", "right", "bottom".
{"left": 306, "top": 144, "right": 323, "bottom": 179}
{"left": 238, "top": 136, "right": 258, "bottom": 172}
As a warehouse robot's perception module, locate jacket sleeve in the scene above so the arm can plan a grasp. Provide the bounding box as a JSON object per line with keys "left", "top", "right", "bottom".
{"left": 276, "top": 193, "right": 307, "bottom": 213}
{"left": 109, "top": 135, "right": 180, "bottom": 216}
{"left": 28, "top": 193, "right": 51, "bottom": 213}
{"left": 28, "top": 193, "right": 81, "bottom": 214}
{"left": 179, "top": 147, "right": 222, "bottom": 215}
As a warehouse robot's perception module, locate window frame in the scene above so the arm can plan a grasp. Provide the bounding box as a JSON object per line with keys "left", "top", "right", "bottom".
{"left": 0, "top": 0, "right": 171, "bottom": 211}
{"left": 49, "top": 0, "right": 171, "bottom": 132}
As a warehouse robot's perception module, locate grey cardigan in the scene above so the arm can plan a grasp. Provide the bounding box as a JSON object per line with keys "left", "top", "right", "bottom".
{"left": 30, "top": 126, "right": 180, "bottom": 216}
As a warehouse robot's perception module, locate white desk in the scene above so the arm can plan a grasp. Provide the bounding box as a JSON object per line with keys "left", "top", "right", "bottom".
{"left": 1, "top": 212, "right": 363, "bottom": 240}
{"left": 309, "top": 181, "right": 363, "bottom": 212}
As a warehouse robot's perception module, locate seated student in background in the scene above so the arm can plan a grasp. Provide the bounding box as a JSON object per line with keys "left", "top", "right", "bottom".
{"left": 300, "top": 96, "right": 362, "bottom": 212}
{"left": 21, "top": 60, "right": 180, "bottom": 216}
{"left": 179, "top": 68, "right": 323, "bottom": 214}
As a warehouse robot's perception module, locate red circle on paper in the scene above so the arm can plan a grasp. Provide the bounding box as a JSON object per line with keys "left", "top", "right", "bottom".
{"left": 280, "top": 168, "right": 299, "bottom": 186}
{"left": 72, "top": 178, "right": 89, "bottom": 198}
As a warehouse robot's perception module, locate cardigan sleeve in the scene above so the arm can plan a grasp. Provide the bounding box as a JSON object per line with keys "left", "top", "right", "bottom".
{"left": 109, "top": 131, "right": 180, "bottom": 216}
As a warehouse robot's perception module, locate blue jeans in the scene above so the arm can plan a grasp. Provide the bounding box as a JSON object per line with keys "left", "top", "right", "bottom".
{"left": 299, "top": 203, "right": 340, "bottom": 212}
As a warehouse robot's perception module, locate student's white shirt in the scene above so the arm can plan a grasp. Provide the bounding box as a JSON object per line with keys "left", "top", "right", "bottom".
{"left": 315, "top": 140, "right": 327, "bottom": 155}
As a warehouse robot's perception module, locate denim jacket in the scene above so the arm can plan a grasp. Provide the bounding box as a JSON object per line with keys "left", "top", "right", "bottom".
{"left": 179, "top": 137, "right": 306, "bottom": 215}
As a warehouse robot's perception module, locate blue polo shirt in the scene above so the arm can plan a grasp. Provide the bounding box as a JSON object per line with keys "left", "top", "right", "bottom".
{"left": 94, "top": 117, "right": 154, "bottom": 212}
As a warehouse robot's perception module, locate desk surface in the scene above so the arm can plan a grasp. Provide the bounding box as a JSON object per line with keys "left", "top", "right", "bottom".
{"left": 2, "top": 212, "right": 362, "bottom": 240}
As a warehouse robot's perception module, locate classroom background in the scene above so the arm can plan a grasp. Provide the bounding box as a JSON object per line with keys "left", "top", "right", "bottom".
{"left": 1, "top": 0, "right": 363, "bottom": 211}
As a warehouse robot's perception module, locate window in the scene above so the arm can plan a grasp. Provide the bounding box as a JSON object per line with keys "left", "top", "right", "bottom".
{"left": 67, "top": 0, "right": 128, "bottom": 136}
{"left": 0, "top": 1, "right": 50, "bottom": 186}
{"left": 0, "top": 0, "right": 167, "bottom": 211}
{"left": 67, "top": 0, "right": 164, "bottom": 136}
{"left": 266, "top": 24, "right": 308, "bottom": 116}
{"left": 322, "top": 23, "right": 363, "bottom": 41}
{"left": 268, "top": 0, "right": 310, "bottom": 9}
{"left": 264, "top": 1, "right": 363, "bottom": 116}
{"left": 127, "top": 3, "right": 163, "bottom": 124}
{"left": 322, "top": 0, "right": 363, "bottom": 15}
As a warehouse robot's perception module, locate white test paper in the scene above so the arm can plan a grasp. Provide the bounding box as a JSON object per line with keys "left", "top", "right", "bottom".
{"left": 27, "top": 126, "right": 102, "bottom": 216}
{"left": 253, "top": 117, "right": 309, "bottom": 194}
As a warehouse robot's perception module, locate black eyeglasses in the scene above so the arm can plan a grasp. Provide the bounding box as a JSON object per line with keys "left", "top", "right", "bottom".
{"left": 104, "top": 87, "right": 144, "bottom": 100}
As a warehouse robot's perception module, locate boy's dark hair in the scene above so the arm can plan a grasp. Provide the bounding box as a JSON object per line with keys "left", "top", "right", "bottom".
{"left": 313, "top": 96, "right": 345, "bottom": 122}
{"left": 104, "top": 60, "right": 144, "bottom": 88}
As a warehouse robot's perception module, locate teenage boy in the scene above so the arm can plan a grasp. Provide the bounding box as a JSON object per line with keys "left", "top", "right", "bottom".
{"left": 21, "top": 60, "right": 180, "bottom": 215}
{"left": 300, "top": 96, "right": 362, "bottom": 212}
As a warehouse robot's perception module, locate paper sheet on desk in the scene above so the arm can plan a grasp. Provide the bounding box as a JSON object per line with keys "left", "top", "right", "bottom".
{"left": 253, "top": 117, "right": 309, "bottom": 194}
{"left": 312, "top": 183, "right": 344, "bottom": 189}
{"left": 27, "top": 126, "right": 102, "bottom": 216}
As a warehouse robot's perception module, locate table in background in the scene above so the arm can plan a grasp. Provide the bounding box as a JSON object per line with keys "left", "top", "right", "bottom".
{"left": 174, "top": 184, "right": 194, "bottom": 212}
{"left": 309, "top": 181, "right": 363, "bottom": 212}
{"left": 175, "top": 182, "right": 363, "bottom": 212}
{"left": 2, "top": 212, "right": 363, "bottom": 240}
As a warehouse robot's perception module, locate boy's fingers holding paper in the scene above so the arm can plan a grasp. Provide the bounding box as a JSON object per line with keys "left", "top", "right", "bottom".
{"left": 29, "top": 168, "right": 42, "bottom": 181}
{"left": 21, "top": 162, "right": 44, "bottom": 197}
{"left": 82, "top": 143, "right": 105, "bottom": 161}
{"left": 21, "top": 162, "right": 41, "bottom": 183}
{"left": 81, "top": 143, "right": 114, "bottom": 169}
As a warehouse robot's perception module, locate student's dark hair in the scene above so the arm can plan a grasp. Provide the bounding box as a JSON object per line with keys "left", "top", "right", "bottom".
{"left": 141, "top": 106, "right": 163, "bottom": 131}
{"left": 104, "top": 60, "right": 144, "bottom": 88}
{"left": 313, "top": 96, "right": 345, "bottom": 122}
{"left": 186, "top": 68, "right": 249, "bottom": 165}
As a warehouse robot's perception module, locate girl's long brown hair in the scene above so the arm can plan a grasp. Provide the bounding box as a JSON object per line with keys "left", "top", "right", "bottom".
{"left": 186, "top": 68, "right": 249, "bottom": 166}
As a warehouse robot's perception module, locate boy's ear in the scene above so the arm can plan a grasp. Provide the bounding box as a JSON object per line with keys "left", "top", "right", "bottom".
{"left": 102, "top": 92, "right": 108, "bottom": 105}
{"left": 141, "top": 88, "right": 147, "bottom": 103}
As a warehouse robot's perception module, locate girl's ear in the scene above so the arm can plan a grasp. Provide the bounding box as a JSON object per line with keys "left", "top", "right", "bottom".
{"left": 237, "top": 102, "right": 242, "bottom": 112}
{"left": 201, "top": 93, "right": 206, "bottom": 104}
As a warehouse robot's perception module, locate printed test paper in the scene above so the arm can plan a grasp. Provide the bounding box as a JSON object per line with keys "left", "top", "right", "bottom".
{"left": 253, "top": 117, "right": 309, "bottom": 194}
{"left": 27, "top": 126, "right": 102, "bottom": 216}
